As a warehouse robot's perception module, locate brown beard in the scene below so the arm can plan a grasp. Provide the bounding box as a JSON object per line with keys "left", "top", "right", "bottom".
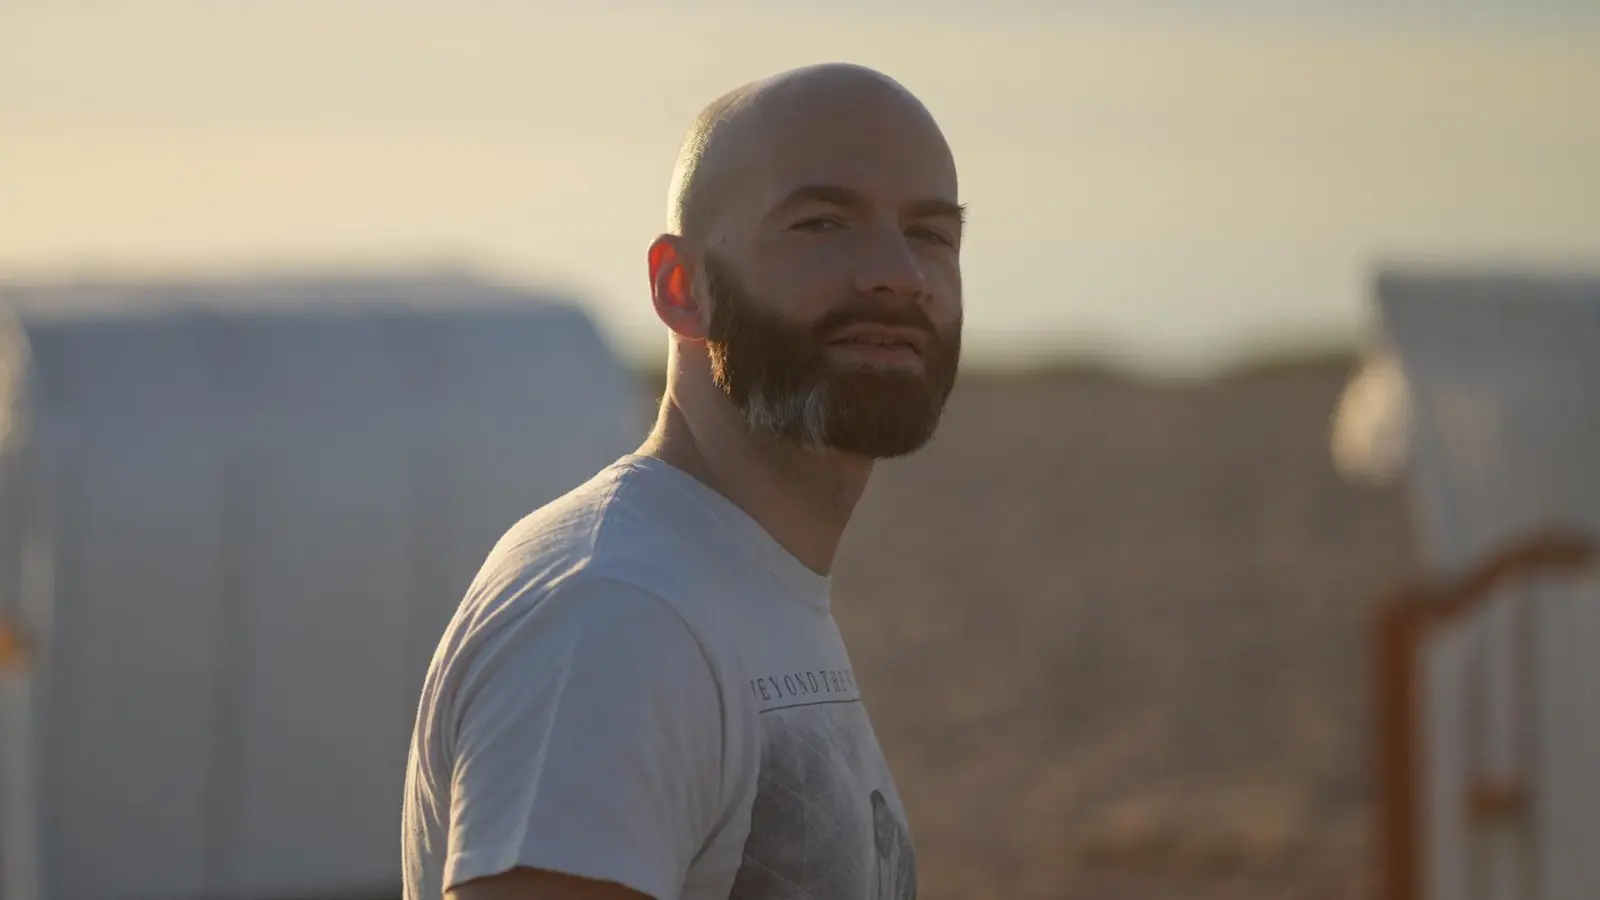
{"left": 701, "top": 251, "right": 961, "bottom": 459}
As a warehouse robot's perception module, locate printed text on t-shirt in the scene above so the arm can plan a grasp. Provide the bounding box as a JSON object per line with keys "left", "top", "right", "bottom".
{"left": 748, "top": 668, "right": 859, "bottom": 712}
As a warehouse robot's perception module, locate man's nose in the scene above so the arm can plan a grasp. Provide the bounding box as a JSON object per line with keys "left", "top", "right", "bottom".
{"left": 852, "top": 226, "right": 927, "bottom": 300}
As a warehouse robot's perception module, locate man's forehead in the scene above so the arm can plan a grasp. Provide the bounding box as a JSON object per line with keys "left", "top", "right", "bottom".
{"left": 689, "top": 66, "right": 958, "bottom": 241}
{"left": 766, "top": 182, "right": 964, "bottom": 224}
{"left": 752, "top": 121, "right": 957, "bottom": 213}
{"left": 754, "top": 162, "right": 959, "bottom": 224}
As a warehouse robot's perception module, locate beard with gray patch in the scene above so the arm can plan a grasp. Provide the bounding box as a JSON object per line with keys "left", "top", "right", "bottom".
{"left": 702, "top": 251, "right": 961, "bottom": 459}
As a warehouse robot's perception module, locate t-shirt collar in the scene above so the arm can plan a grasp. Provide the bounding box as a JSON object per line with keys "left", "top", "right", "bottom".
{"left": 617, "top": 453, "right": 833, "bottom": 610}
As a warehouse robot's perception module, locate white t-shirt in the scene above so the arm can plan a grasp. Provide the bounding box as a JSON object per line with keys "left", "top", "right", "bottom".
{"left": 402, "top": 455, "right": 917, "bottom": 900}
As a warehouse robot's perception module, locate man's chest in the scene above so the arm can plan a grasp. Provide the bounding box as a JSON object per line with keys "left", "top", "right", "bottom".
{"left": 684, "top": 594, "right": 916, "bottom": 899}
{"left": 725, "top": 690, "right": 917, "bottom": 900}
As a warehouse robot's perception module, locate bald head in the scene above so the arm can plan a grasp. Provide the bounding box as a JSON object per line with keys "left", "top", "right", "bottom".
{"left": 646, "top": 63, "right": 965, "bottom": 460}
{"left": 665, "top": 63, "right": 954, "bottom": 248}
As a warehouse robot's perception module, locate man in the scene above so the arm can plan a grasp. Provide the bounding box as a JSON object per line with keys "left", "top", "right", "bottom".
{"left": 402, "top": 62, "right": 964, "bottom": 900}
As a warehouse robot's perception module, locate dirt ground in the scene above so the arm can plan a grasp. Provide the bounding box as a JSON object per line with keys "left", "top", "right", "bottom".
{"left": 822, "top": 358, "right": 1421, "bottom": 900}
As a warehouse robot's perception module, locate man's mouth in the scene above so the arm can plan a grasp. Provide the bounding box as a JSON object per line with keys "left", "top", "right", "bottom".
{"left": 826, "top": 325, "right": 928, "bottom": 358}
{"left": 826, "top": 330, "right": 926, "bottom": 368}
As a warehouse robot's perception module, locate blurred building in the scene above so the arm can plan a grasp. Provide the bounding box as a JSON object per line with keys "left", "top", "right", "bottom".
{"left": 0, "top": 272, "right": 643, "bottom": 900}
{"left": 1337, "top": 268, "right": 1600, "bottom": 900}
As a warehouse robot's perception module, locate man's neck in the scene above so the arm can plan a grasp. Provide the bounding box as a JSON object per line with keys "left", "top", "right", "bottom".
{"left": 636, "top": 380, "right": 870, "bottom": 577}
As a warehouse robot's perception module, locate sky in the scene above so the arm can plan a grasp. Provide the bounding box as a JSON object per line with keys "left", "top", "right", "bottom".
{"left": 3, "top": 1, "right": 1598, "bottom": 374}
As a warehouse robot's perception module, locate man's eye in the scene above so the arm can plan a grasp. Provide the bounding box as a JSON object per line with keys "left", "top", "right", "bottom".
{"left": 909, "top": 226, "right": 954, "bottom": 246}
{"left": 792, "top": 217, "right": 844, "bottom": 232}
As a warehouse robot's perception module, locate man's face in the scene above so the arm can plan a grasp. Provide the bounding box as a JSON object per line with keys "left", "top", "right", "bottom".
{"left": 698, "top": 82, "right": 964, "bottom": 459}
{"left": 703, "top": 250, "right": 960, "bottom": 458}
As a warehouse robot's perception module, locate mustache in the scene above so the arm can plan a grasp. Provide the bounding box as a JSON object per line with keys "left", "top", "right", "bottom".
{"left": 810, "top": 299, "right": 950, "bottom": 342}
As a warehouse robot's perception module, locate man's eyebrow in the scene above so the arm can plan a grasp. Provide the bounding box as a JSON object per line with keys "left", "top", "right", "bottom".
{"left": 906, "top": 197, "right": 967, "bottom": 226}
{"left": 774, "top": 184, "right": 967, "bottom": 226}
{"left": 775, "top": 184, "right": 868, "bottom": 210}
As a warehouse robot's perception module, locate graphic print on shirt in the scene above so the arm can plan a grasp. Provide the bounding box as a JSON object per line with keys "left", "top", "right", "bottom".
{"left": 872, "top": 789, "right": 916, "bottom": 900}
{"left": 727, "top": 688, "right": 917, "bottom": 900}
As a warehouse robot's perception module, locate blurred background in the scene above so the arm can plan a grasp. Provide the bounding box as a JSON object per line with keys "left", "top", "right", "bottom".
{"left": 2, "top": 3, "right": 1598, "bottom": 900}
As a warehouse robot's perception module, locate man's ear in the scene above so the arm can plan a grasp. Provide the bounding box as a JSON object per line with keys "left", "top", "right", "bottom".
{"left": 647, "top": 235, "right": 708, "bottom": 341}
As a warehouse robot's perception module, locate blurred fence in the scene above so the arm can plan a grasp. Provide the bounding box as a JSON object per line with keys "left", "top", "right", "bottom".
{"left": 1361, "top": 270, "right": 1600, "bottom": 900}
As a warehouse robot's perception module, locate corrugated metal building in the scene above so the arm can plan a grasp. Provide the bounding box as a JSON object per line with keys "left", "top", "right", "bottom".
{"left": 0, "top": 273, "right": 645, "bottom": 900}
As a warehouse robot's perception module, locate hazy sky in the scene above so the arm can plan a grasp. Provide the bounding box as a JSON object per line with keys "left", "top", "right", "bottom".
{"left": 4, "top": 1, "right": 1598, "bottom": 373}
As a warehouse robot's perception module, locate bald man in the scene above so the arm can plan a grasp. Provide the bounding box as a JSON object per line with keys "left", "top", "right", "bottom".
{"left": 402, "top": 63, "right": 964, "bottom": 900}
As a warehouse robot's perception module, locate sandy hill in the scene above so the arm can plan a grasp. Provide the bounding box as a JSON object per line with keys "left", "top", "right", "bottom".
{"left": 813, "top": 359, "right": 1420, "bottom": 900}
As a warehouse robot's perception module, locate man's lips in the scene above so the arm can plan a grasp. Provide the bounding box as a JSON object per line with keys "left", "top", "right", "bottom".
{"left": 825, "top": 325, "right": 928, "bottom": 356}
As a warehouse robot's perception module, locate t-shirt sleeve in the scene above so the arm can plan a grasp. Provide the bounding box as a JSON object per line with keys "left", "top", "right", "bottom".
{"left": 441, "top": 577, "right": 726, "bottom": 900}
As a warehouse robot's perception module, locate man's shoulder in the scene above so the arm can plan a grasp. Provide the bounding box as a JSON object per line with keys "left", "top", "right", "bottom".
{"left": 555, "top": 463, "right": 753, "bottom": 591}
{"left": 448, "top": 466, "right": 677, "bottom": 614}
{"left": 434, "top": 564, "right": 721, "bottom": 718}
{"left": 476, "top": 461, "right": 705, "bottom": 600}
{"left": 428, "top": 458, "right": 743, "bottom": 695}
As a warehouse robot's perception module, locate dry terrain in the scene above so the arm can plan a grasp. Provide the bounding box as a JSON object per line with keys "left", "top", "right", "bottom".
{"left": 811, "top": 358, "right": 1420, "bottom": 900}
